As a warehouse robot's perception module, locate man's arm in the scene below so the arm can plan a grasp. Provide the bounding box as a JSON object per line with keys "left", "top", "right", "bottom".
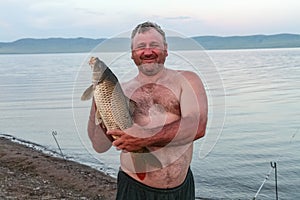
{"left": 87, "top": 99, "right": 112, "bottom": 153}
{"left": 153, "top": 70, "right": 207, "bottom": 144}
{"left": 108, "top": 71, "right": 208, "bottom": 152}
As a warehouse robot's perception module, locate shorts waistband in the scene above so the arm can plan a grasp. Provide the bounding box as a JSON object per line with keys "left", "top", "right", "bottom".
{"left": 118, "top": 167, "right": 193, "bottom": 193}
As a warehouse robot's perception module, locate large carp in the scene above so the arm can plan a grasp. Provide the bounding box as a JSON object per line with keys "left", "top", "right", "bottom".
{"left": 81, "top": 57, "right": 162, "bottom": 180}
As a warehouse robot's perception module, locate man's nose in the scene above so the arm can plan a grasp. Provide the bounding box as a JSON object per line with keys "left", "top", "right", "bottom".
{"left": 143, "top": 48, "right": 154, "bottom": 55}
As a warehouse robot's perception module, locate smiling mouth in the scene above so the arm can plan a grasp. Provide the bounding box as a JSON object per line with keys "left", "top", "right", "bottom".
{"left": 143, "top": 60, "right": 154, "bottom": 63}
{"left": 142, "top": 58, "right": 157, "bottom": 63}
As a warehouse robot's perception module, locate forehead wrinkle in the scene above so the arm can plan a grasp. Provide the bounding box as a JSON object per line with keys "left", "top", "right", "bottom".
{"left": 132, "top": 30, "right": 164, "bottom": 48}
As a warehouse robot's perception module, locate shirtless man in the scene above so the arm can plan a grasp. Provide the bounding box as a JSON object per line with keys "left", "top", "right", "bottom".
{"left": 88, "top": 21, "right": 208, "bottom": 200}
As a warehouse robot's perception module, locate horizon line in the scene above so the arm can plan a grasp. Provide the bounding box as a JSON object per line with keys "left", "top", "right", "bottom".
{"left": 1, "top": 32, "right": 300, "bottom": 43}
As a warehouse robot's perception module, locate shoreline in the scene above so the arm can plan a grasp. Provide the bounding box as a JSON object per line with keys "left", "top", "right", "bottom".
{"left": 0, "top": 135, "right": 117, "bottom": 199}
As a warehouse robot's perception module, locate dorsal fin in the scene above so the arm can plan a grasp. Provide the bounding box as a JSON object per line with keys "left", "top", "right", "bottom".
{"left": 81, "top": 85, "right": 94, "bottom": 101}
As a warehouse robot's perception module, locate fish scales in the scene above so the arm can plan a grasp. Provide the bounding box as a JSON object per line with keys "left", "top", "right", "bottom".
{"left": 93, "top": 78, "right": 132, "bottom": 131}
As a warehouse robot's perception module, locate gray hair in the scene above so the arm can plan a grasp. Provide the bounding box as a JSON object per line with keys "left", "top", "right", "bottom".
{"left": 131, "top": 21, "right": 167, "bottom": 49}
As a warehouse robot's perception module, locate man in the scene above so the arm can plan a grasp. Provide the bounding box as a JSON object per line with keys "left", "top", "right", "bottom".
{"left": 88, "top": 21, "right": 208, "bottom": 200}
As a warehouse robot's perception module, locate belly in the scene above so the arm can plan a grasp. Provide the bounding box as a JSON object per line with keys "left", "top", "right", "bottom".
{"left": 121, "top": 100, "right": 191, "bottom": 188}
{"left": 120, "top": 144, "right": 193, "bottom": 188}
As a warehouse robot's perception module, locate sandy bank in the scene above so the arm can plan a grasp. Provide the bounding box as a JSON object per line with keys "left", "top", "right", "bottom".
{"left": 0, "top": 136, "right": 117, "bottom": 199}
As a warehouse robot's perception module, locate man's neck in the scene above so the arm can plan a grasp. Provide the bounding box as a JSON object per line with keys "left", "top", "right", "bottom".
{"left": 136, "top": 67, "right": 167, "bottom": 84}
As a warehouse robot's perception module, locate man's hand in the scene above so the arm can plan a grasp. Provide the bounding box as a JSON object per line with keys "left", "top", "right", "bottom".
{"left": 107, "top": 124, "right": 149, "bottom": 152}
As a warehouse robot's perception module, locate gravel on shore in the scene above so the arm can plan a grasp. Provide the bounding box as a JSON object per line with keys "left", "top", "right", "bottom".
{"left": 0, "top": 136, "right": 117, "bottom": 200}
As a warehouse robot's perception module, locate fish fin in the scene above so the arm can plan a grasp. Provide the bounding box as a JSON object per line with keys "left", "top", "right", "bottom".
{"left": 142, "top": 151, "right": 163, "bottom": 169}
{"left": 136, "top": 148, "right": 163, "bottom": 168}
{"left": 128, "top": 98, "right": 137, "bottom": 117}
{"left": 95, "top": 110, "right": 108, "bottom": 132}
{"left": 81, "top": 85, "right": 94, "bottom": 101}
{"left": 95, "top": 110, "right": 102, "bottom": 125}
{"left": 131, "top": 152, "right": 147, "bottom": 180}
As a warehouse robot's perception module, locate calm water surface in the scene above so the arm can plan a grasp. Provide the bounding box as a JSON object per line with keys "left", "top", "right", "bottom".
{"left": 0, "top": 48, "right": 299, "bottom": 199}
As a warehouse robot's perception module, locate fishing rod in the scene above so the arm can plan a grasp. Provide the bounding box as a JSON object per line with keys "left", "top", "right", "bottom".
{"left": 270, "top": 162, "right": 278, "bottom": 199}
{"left": 51, "top": 130, "right": 65, "bottom": 159}
{"left": 252, "top": 162, "right": 278, "bottom": 200}
{"left": 252, "top": 129, "right": 298, "bottom": 200}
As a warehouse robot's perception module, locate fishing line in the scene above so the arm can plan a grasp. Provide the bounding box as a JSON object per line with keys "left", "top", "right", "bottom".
{"left": 253, "top": 163, "right": 276, "bottom": 200}
{"left": 252, "top": 128, "right": 298, "bottom": 199}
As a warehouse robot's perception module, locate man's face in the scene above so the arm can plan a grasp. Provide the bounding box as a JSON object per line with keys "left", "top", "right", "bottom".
{"left": 131, "top": 28, "right": 168, "bottom": 76}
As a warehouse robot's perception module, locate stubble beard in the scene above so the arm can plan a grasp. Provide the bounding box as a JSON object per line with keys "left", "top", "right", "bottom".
{"left": 138, "top": 63, "right": 164, "bottom": 76}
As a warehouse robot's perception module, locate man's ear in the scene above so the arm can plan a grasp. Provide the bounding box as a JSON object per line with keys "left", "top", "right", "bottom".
{"left": 165, "top": 44, "right": 168, "bottom": 57}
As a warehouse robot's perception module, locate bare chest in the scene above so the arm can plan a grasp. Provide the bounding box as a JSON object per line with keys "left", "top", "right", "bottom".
{"left": 129, "top": 83, "right": 181, "bottom": 125}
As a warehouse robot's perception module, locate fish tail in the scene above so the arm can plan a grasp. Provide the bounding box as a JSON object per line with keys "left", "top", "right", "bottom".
{"left": 131, "top": 153, "right": 147, "bottom": 180}
{"left": 131, "top": 151, "right": 162, "bottom": 181}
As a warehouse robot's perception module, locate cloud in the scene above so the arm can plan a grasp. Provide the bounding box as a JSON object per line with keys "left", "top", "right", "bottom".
{"left": 74, "top": 8, "right": 105, "bottom": 16}
{"left": 164, "top": 16, "right": 192, "bottom": 20}
{"left": 0, "top": 0, "right": 300, "bottom": 42}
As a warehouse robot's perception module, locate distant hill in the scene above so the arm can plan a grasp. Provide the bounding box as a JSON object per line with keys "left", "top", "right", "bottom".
{"left": 0, "top": 33, "right": 299, "bottom": 54}
{"left": 0, "top": 38, "right": 106, "bottom": 54}
{"left": 192, "top": 34, "right": 300, "bottom": 50}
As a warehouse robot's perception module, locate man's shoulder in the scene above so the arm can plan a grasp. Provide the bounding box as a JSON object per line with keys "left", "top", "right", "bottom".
{"left": 166, "top": 68, "right": 201, "bottom": 81}
{"left": 168, "top": 69, "right": 204, "bottom": 92}
{"left": 176, "top": 69, "right": 197, "bottom": 74}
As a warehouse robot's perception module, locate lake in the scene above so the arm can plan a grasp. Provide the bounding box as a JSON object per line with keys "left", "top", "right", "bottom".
{"left": 0, "top": 48, "right": 299, "bottom": 199}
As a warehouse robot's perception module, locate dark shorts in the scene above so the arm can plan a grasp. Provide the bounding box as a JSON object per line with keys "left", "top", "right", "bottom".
{"left": 116, "top": 168, "right": 195, "bottom": 200}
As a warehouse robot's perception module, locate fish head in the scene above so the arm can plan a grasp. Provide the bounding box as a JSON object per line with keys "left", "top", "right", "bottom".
{"left": 88, "top": 57, "right": 98, "bottom": 68}
{"left": 88, "top": 57, "right": 108, "bottom": 82}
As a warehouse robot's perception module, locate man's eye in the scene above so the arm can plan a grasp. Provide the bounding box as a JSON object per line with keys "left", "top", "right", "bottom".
{"left": 150, "top": 44, "right": 160, "bottom": 48}
{"left": 136, "top": 45, "right": 146, "bottom": 49}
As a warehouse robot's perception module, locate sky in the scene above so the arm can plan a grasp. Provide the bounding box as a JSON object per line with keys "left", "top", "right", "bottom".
{"left": 0, "top": 0, "right": 299, "bottom": 42}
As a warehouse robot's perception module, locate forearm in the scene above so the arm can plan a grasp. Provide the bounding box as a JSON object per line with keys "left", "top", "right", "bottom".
{"left": 145, "top": 114, "right": 207, "bottom": 147}
{"left": 107, "top": 112, "right": 207, "bottom": 152}
{"left": 87, "top": 100, "right": 112, "bottom": 153}
{"left": 88, "top": 119, "right": 112, "bottom": 153}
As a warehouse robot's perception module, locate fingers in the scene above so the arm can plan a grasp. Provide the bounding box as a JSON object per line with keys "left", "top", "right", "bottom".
{"left": 107, "top": 129, "right": 124, "bottom": 138}
{"left": 107, "top": 130, "right": 131, "bottom": 151}
{"left": 111, "top": 137, "right": 126, "bottom": 151}
{"left": 107, "top": 129, "right": 123, "bottom": 143}
{"left": 107, "top": 129, "right": 143, "bottom": 152}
